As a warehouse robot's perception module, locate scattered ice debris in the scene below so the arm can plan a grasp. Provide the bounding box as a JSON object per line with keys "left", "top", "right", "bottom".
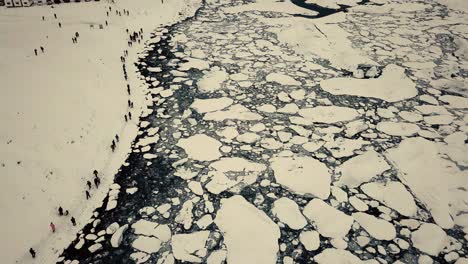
{"left": 171, "top": 231, "right": 210, "bottom": 262}
{"left": 265, "top": 73, "right": 301, "bottom": 86}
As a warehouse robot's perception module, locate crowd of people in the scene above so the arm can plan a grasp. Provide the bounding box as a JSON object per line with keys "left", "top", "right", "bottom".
{"left": 27, "top": 1, "right": 153, "bottom": 259}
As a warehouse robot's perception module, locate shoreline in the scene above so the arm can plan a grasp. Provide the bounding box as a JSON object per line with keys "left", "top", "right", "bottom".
{"left": 0, "top": 0, "right": 202, "bottom": 263}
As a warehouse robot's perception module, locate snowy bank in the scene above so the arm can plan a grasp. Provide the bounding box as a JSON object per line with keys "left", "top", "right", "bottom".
{"left": 0, "top": 0, "right": 201, "bottom": 263}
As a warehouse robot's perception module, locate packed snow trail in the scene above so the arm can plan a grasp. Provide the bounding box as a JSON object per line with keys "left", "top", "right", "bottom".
{"left": 60, "top": 0, "right": 467, "bottom": 263}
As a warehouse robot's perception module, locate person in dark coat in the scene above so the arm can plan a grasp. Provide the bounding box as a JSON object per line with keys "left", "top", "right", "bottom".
{"left": 71, "top": 217, "right": 76, "bottom": 226}
{"left": 58, "top": 206, "right": 63, "bottom": 216}
{"left": 34, "top": 49, "right": 37, "bottom": 56}
{"left": 94, "top": 176, "right": 100, "bottom": 188}
{"left": 87, "top": 180, "right": 92, "bottom": 190}
{"left": 93, "top": 170, "right": 98, "bottom": 177}
{"left": 85, "top": 190, "right": 91, "bottom": 199}
{"left": 29, "top": 248, "right": 36, "bottom": 258}
{"left": 40, "top": 46, "right": 44, "bottom": 53}
{"left": 54, "top": 13, "right": 57, "bottom": 19}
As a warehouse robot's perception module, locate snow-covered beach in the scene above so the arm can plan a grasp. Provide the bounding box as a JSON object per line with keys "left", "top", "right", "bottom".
{"left": 0, "top": 0, "right": 201, "bottom": 263}
{"left": 1, "top": 0, "right": 468, "bottom": 263}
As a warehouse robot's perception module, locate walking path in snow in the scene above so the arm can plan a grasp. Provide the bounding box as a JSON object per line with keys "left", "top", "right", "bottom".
{"left": 56, "top": 0, "right": 468, "bottom": 263}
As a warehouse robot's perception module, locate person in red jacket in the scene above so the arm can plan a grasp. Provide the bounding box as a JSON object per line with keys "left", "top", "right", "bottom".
{"left": 50, "top": 222, "right": 55, "bottom": 233}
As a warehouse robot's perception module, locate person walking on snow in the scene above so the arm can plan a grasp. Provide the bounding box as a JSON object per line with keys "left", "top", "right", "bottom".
{"left": 94, "top": 176, "right": 100, "bottom": 188}
{"left": 34, "top": 49, "right": 37, "bottom": 56}
{"left": 71, "top": 217, "right": 76, "bottom": 226}
{"left": 93, "top": 170, "right": 98, "bottom": 177}
{"left": 85, "top": 190, "right": 91, "bottom": 200}
{"left": 50, "top": 222, "right": 56, "bottom": 233}
{"left": 29, "top": 248, "right": 36, "bottom": 258}
{"left": 58, "top": 206, "right": 63, "bottom": 216}
{"left": 40, "top": 46, "right": 44, "bottom": 53}
{"left": 87, "top": 180, "right": 92, "bottom": 190}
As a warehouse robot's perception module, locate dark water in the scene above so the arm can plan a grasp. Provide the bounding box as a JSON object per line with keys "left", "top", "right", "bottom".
{"left": 290, "top": 0, "right": 372, "bottom": 18}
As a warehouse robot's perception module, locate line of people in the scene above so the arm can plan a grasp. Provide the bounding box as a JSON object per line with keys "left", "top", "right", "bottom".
{"left": 29, "top": 3, "right": 146, "bottom": 260}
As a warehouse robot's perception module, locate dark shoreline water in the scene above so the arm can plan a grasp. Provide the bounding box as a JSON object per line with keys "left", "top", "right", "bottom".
{"left": 290, "top": 0, "right": 372, "bottom": 19}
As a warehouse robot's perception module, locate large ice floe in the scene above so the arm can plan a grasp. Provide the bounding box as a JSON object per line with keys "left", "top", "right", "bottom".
{"left": 386, "top": 137, "right": 467, "bottom": 229}
{"left": 205, "top": 157, "right": 266, "bottom": 194}
{"left": 215, "top": 195, "right": 280, "bottom": 264}
{"left": 270, "top": 155, "right": 331, "bottom": 198}
{"left": 176, "top": 134, "right": 222, "bottom": 161}
{"left": 320, "top": 64, "right": 417, "bottom": 102}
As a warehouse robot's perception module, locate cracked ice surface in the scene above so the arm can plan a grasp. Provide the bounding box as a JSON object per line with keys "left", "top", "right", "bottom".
{"left": 59, "top": 0, "right": 468, "bottom": 263}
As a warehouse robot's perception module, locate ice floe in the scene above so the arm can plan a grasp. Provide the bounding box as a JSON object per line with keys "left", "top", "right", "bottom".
{"left": 298, "top": 106, "right": 360, "bottom": 124}
{"left": 360, "top": 181, "right": 417, "bottom": 217}
{"left": 171, "top": 231, "right": 210, "bottom": 262}
{"left": 337, "top": 150, "right": 390, "bottom": 188}
{"left": 271, "top": 197, "right": 308, "bottom": 230}
{"left": 205, "top": 157, "right": 266, "bottom": 194}
{"left": 386, "top": 137, "right": 467, "bottom": 229}
{"left": 302, "top": 199, "right": 353, "bottom": 238}
{"left": 353, "top": 212, "right": 396, "bottom": 241}
{"left": 411, "top": 223, "right": 448, "bottom": 256}
{"left": 176, "top": 134, "right": 222, "bottom": 161}
{"left": 320, "top": 64, "right": 417, "bottom": 102}
{"left": 270, "top": 156, "right": 331, "bottom": 199}
{"left": 215, "top": 195, "right": 280, "bottom": 264}
{"left": 190, "top": 97, "right": 233, "bottom": 113}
